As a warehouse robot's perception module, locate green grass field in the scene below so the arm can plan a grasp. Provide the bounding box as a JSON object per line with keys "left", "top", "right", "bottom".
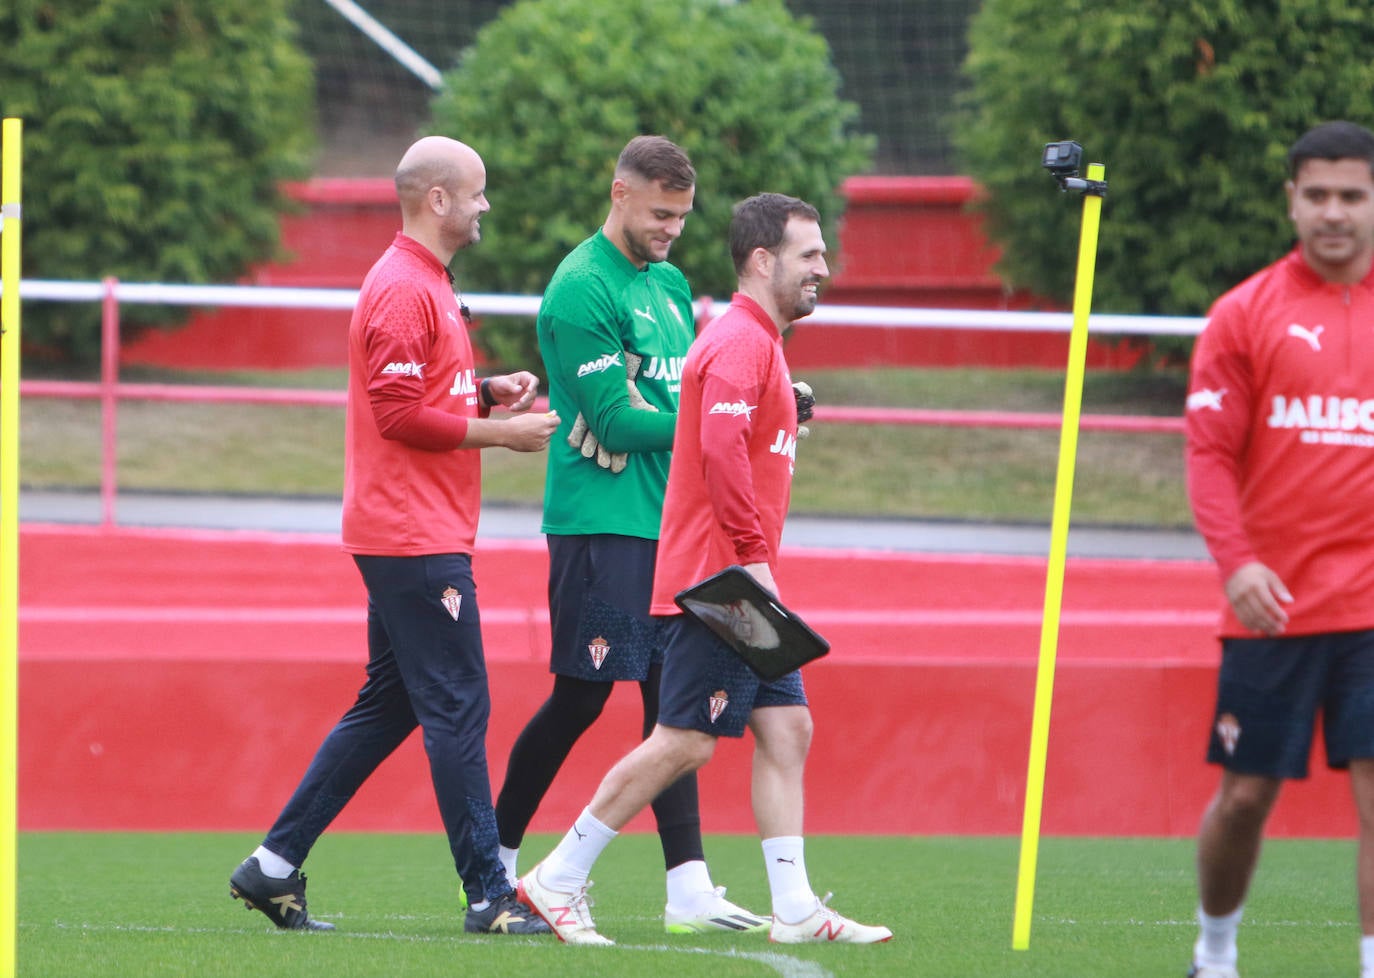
{"left": 17, "top": 832, "right": 1359, "bottom": 977}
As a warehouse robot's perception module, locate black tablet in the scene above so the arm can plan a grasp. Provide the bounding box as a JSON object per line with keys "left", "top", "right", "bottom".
{"left": 674, "top": 565, "right": 830, "bottom": 681}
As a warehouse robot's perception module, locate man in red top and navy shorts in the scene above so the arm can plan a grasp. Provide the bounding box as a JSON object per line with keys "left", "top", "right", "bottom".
{"left": 228, "top": 136, "right": 557, "bottom": 935}
{"left": 517, "top": 193, "right": 893, "bottom": 947}
{"left": 1184, "top": 120, "right": 1374, "bottom": 978}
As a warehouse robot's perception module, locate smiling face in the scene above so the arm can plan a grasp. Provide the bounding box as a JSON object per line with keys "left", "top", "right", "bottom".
{"left": 438, "top": 156, "right": 491, "bottom": 254}
{"left": 394, "top": 137, "right": 492, "bottom": 265}
{"left": 608, "top": 172, "right": 695, "bottom": 267}
{"left": 768, "top": 217, "right": 829, "bottom": 321}
{"left": 1286, "top": 157, "right": 1374, "bottom": 284}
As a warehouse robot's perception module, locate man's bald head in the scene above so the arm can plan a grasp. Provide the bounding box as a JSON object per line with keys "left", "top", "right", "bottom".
{"left": 392, "top": 136, "right": 490, "bottom": 263}
{"left": 395, "top": 136, "right": 483, "bottom": 217}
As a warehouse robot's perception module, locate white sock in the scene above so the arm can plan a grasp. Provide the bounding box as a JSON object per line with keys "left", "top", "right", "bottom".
{"left": 761, "top": 836, "right": 817, "bottom": 923}
{"left": 665, "top": 859, "right": 714, "bottom": 911}
{"left": 1360, "top": 934, "right": 1374, "bottom": 977}
{"left": 251, "top": 845, "right": 296, "bottom": 879}
{"left": 499, "top": 845, "right": 519, "bottom": 889}
{"left": 1194, "top": 904, "right": 1243, "bottom": 967}
{"left": 541, "top": 807, "right": 617, "bottom": 892}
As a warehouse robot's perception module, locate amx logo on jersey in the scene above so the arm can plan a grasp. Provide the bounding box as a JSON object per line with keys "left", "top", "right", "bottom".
{"left": 1269, "top": 394, "right": 1374, "bottom": 447}
{"left": 382, "top": 361, "right": 425, "bottom": 378}
{"left": 709, "top": 400, "right": 756, "bottom": 419}
{"left": 577, "top": 352, "right": 623, "bottom": 377}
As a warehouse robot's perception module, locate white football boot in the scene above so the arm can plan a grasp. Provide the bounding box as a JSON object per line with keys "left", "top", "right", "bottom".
{"left": 769, "top": 892, "right": 892, "bottom": 944}
{"left": 517, "top": 863, "right": 614, "bottom": 947}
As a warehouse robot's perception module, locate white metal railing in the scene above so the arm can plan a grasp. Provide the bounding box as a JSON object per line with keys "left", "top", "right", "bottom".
{"left": 10, "top": 278, "right": 1206, "bottom": 334}
{"left": 5, "top": 278, "right": 1201, "bottom": 527}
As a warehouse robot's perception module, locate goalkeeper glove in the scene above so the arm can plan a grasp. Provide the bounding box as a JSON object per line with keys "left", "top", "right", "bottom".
{"left": 566, "top": 351, "right": 657, "bottom": 472}
{"left": 793, "top": 380, "right": 814, "bottom": 439}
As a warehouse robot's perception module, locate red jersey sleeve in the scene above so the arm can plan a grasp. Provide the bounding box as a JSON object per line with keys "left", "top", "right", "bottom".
{"left": 362, "top": 284, "right": 470, "bottom": 451}
{"left": 1184, "top": 299, "right": 1259, "bottom": 579}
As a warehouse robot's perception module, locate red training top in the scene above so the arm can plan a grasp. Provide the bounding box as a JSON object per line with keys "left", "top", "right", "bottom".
{"left": 342, "top": 233, "right": 489, "bottom": 556}
{"left": 1185, "top": 247, "right": 1374, "bottom": 637}
{"left": 651, "top": 293, "right": 799, "bottom": 614}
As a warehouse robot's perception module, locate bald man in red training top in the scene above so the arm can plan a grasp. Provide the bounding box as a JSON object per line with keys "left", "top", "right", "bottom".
{"left": 229, "top": 136, "right": 555, "bottom": 936}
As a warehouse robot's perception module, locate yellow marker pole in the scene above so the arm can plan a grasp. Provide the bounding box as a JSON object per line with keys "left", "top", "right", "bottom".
{"left": 1012, "top": 160, "right": 1106, "bottom": 950}
{"left": 0, "top": 116, "right": 23, "bottom": 978}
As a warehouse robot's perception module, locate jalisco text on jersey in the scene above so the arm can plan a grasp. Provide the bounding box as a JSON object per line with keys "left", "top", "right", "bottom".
{"left": 448, "top": 368, "right": 477, "bottom": 398}
{"left": 640, "top": 355, "right": 686, "bottom": 383}
{"left": 769, "top": 429, "right": 798, "bottom": 467}
{"left": 1268, "top": 394, "right": 1374, "bottom": 432}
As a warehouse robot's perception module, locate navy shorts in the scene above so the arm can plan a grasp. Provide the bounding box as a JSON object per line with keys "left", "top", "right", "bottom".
{"left": 1207, "top": 629, "right": 1374, "bottom": 777}
{"left": 547, "top": 534, "right": 662, "bottom": 682}
{"left": 656, "top": 613, "right": 807, "bottom": 739}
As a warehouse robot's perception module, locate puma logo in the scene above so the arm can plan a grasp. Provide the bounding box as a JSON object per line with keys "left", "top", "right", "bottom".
{"left": 1186, "top": 387, "right": 1227, "bottom": 412}
{"left": 1287, "top": 323, "right": 1324, "bottom": 352}
{"left": 573, "top": 826, "right": 587, "bottom": 842}
{"left": 774, "top": 857, "right": 796, "bottom": 865}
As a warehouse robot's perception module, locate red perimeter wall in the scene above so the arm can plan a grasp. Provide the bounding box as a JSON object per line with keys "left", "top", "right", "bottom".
{"left": 120, "top": 177, "right": 1145, "bottom": 373}
{"left": 18, "top": 525, "right": 1356, "bottom": 838}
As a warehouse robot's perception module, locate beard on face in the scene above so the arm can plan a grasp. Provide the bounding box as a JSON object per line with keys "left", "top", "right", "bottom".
{"left": 623, "top": 224, "right": 669, "bottom": 265}
{"left": 779, "top": 274, "right": 819, "bottom": 320}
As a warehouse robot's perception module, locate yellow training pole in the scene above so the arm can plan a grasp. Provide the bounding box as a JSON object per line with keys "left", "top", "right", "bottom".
{"left": 0, "top": 116, "right": 22, "bottom": 978}
{"left": 1012, "top": 160, "right": 1105, "bottom": 950}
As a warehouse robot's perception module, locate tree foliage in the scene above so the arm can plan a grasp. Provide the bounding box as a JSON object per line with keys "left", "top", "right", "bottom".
{"left": 0, "top": 0, "right": 314, "bottom": 360}
{"left": 427, "top": 0, "right": 873, "bottom": 370}
{"left": 953, "top": 0, "right": 1374, "bottom": 326}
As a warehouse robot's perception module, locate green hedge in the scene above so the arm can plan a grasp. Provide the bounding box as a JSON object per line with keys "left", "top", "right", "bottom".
{"left": 427, "top": 0, "right": 873, "bottom": 371}
{"left": 1, "top": 0, "right": 314, "bottom": 361}
{"left": 953, "top": 0, "right": 1374, "bottom": 354}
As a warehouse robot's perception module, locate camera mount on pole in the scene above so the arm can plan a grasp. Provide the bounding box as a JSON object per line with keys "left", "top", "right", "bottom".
{"left": 1041, "top": 140, "right": 1107, "bottom": 196}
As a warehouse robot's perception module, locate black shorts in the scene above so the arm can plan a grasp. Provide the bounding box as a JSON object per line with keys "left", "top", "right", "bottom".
{"left": 1207, "top": 629, "right": 1374, "bottom": 777}
{"left": 547, "top": 533, "right": 662, "bottom": 682}
{"left": 656, "top": 613, "right": 807, "bottom": 739}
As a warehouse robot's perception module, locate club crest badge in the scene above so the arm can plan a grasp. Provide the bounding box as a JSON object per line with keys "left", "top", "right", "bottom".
{"left": 708, "top": 688, "right": 729, "bottom": 724}
{"left": 1216, "top": 712, "right": 1241, "bottom": 755}
{"left": 587, "top": 636, "right": 610, "bottom": 670}
{"left": 441, "top": 586, "right": 462, "bottom": 621}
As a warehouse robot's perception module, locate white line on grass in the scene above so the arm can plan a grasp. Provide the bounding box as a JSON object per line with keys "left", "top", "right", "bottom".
{"left": 41, "top": 920, "right": 840, "bottom": 974}
{"left": 626, "top": 943, "right": 835, "bottom": 978}
{"left": 40, "top": 920, "right": 549, "bottom": 941}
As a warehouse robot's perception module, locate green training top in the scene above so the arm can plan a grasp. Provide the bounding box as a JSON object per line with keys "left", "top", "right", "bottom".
{"left": 538, "top": 229, "right": 695, "bottom": 539}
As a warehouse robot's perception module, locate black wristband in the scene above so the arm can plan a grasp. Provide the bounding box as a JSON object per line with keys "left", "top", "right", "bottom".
{"left": 479, "top": 378, "right": 496, "bottom": 407}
